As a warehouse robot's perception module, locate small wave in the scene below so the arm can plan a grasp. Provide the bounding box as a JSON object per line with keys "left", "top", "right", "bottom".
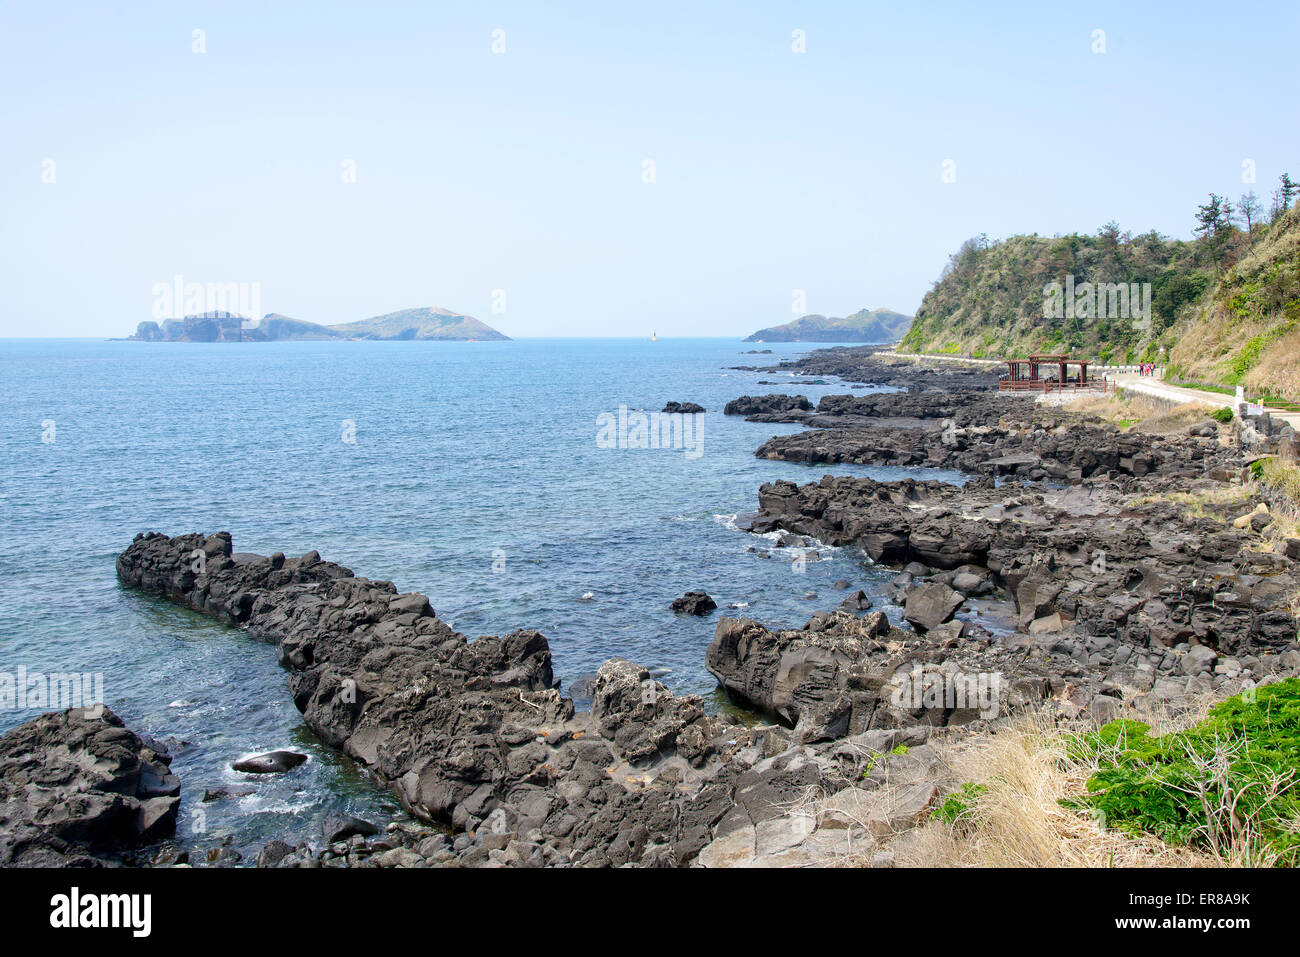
{"left": 739, "top": 526, "right": 842, "bottom": 558}
{"left": 713, "top": 513, "right": 743, "bottom": 532}
{"left": 238, "top": 794, "right": 319, "bottom": 816}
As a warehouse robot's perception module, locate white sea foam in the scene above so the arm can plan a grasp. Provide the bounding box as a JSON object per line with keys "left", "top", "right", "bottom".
{"left": 713, "top": 512, "right": 741, "bottom": 531}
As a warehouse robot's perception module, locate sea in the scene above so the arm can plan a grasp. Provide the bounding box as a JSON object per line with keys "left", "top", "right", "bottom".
{"left": 0, "top": 337, "right": 965, "bottom": 859}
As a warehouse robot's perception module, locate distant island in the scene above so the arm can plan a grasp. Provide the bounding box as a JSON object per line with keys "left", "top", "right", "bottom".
{"left": 744, "top": 307, "right": 912, "bottom": 343}
{"left": 129, "top": 307, "right": 510, "bottom": 342}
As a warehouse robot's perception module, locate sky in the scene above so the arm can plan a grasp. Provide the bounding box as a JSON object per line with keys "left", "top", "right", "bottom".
{"left": 2, "top": 0, "right": 1298, "bottom": 338}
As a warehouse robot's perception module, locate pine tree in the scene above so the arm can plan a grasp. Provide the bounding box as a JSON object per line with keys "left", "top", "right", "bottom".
{"left": 1194, "top": 194, "right": 1232, "bottom": 265}
{"left": 1237, "top": 191, "right": 1262, "bottom": 231}
{"left": 1280, "top": 172, "right": 1298, "bottom": 212}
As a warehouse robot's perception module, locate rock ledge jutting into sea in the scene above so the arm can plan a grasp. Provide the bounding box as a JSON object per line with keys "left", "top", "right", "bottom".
{"left": 116, "top": 529, "right": 1065, "bottom": 867}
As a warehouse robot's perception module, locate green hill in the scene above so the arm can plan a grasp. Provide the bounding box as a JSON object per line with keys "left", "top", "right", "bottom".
{"left": 745, "top": 307, "right": 912, "bottom": 343}
{"left": 898, "top": 189, "right": 1300, "bottom": 400}
{"left": 328, "top": 307, "right": 509, "bottom": 341}
{"left": 899, "top": 229, "right": 1205, "bottom": 363}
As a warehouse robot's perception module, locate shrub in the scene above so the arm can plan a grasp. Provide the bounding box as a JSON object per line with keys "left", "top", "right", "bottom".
{"left": 1069, "top": 680, "right": 1300, "bottom": 865}
{"left": 931, "top": 783, "right": 988, "bottom": 826}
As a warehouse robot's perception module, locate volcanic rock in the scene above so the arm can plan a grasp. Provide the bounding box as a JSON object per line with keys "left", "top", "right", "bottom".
{"left": 0, "top": 707, "right": 180, "bottom": 866}
{"left": 671, "top": 592, "right": 718, "bottom": 615}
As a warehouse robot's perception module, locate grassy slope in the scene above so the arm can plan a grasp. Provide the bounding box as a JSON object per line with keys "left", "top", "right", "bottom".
{"left": 1167, "top": 206, "right": 1300, "bottom": 399}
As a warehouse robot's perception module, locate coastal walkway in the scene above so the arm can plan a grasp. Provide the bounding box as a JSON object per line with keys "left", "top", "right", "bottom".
{"left": 1108, "top": 373, "right": 1228, "bottom": 409}
{"left": 876, "top": 349, "right": 1300, "bottom": 427}
{"left": 1110, "top": 375, "right": 1300, "bottom": 434}
{"left": 874, "top": 350, "right": 1158, "bottom": 377}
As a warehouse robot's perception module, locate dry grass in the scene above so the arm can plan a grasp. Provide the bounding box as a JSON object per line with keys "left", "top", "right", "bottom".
{"left": 1169, "top": 207, "right": 1300, "bottom": 401}
{"left": 1170, "top": 312, "right": 1267, "bottom": 384}
{"left": 1256, "top": 450, "right": 1300, "bottom": 516}
{"left": 1130, "top": 401, "right": 1224, "bottom": 435}
{"left": 1172, "top": 313, "right": 1300, "bottom": 402}
{"left": 1245, "top": 326, "right": 1300, "bottom": 400}
{"left": 882, "top": 693, "right": 1279, "bottom": 869}
{"left": 1127, "top": 483, "right": 1250, "bottom": 520}
{"left": 1065, "top": 392, "right": 1221, "bottom": 435}
{"left": 1063, "top": 393, "right": 1129, "bottom": 420}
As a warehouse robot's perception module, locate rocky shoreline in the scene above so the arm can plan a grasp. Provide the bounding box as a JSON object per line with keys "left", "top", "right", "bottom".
{"left": 734, "top": 346, "right": 1300, "bottom": 707}
{"left": 6, "top": 343, "right": 1300, "bottom": 868}
{"left": 0, "top": 707, "right": 180, "bottom": 866}
{"left": 107, "top": 532, "right": 898, "bottom": 866}
{"left": 106, "top": 530, "right": 1021, "bottom": 867}
{"left": 733, "top": 345, "right": 1001, "bottom": 392}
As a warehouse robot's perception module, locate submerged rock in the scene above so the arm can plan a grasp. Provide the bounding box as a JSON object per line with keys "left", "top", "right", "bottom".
{"left": 232, "top": 750, "right": 308, "bottom": 774}
{"left": 322, "top": 814, "right": 380, "bottom": 843}
{"left": 566, "top": 672, "right": 600, "bottom": 697}
{"left": 202, "top": 787, "right": 254, "bottom": 802}
{"left": 671, "top": 591, "right": 717, "bottom": 615}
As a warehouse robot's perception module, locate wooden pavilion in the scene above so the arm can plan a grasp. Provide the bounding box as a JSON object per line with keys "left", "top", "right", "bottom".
{"left": 998, "top": 354, "right": 1098, "bottom": 392}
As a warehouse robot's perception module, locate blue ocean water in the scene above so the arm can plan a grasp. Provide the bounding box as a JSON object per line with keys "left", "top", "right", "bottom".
{"left": 0, "top": 337, "right": 962, "bottom": 859}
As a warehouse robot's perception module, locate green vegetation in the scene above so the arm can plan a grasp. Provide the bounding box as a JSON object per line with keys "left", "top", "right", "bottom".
{"left": 745, "top": 307, "right": 912, "bottom": 343}
{"left": 899, "top": 228, "right": 1204, "bottom": 359}
{"left": 1259, "top": 455, "right": 1300, "bottom": 504}
{"left": 931, "top": 782, "right": 988, "bottom": 827}
{"left": 900, "top": 174, "right": 1300, "bottom": 401}
{"left": 861, "top": 742, "right": 912, "bottom": 779}
{"left": 1068, "top": 680, "right": 1300, "bottom": 865}
{"left": 1167, "top": 199, "right": 1300, "bottom": 399}
{"left": 327, "top": 307, "right": 511, "bottom": 341}
{"left": 1210, "top": 406, "right": 1235, "bottom": 423}
{"left": 1168, "top": 380, "right": 1238, "bottom": 396}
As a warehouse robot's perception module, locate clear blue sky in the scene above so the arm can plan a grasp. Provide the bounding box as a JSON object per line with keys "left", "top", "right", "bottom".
{"left": 2, "top": 0, "right": 1297, "bottom": 337}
